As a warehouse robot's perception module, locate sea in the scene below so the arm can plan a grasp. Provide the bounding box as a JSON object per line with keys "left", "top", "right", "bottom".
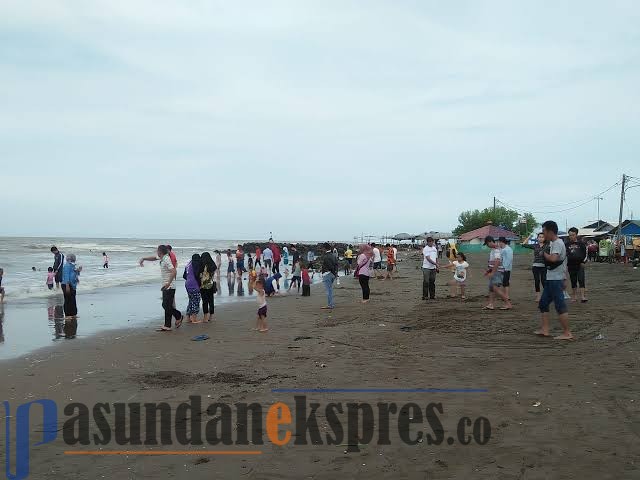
{"left": 0, "top": 237, "right": 258, "bottom": 300}
{"left": 0, "top": 237, "right": 323, "bottom": 360}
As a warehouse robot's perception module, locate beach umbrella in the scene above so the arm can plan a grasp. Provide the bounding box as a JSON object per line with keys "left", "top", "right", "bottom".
{"left": 393, "top": 233, "right": 412, "bottom": 241}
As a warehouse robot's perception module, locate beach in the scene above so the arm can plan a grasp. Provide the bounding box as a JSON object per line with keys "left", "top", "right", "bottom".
{"left": 1, "top": 251, "right": 639, "bottom": 479}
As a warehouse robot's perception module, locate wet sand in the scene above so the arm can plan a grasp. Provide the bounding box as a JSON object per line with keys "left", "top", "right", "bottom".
{"left": 1, "top": 252, "right": 639, "bottom": 479}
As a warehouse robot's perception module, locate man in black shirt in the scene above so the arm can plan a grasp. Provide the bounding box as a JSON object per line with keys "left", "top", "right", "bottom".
{"left": 566, "top": 228, "right": 588, "bottom": 303}
{"left": 51, "top": 246, "right": 65, "bottom": 290}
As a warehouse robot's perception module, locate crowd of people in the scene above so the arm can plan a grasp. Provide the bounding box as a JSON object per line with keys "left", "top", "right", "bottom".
{"left": 1, "top": 228, "right": 636, "bottom": 341}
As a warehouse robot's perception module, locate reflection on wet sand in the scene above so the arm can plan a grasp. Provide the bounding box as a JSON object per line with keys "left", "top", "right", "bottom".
{"left": 48, "top": 296, "right": 77, "bottom": 340}
{"left": 227, "top": 274, "right": 235, "bottom": 295}
{"left": 0, "top": 303, "right": 5, "bottom": 343}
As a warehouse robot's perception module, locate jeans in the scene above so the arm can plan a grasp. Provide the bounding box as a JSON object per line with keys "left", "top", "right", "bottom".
{"left": 532, "top": 266, "right": 547, "bottom": 293}
{"left": 162, "top": 288, "right": 182, "bottom": 328}
{"left": 323, "top": 272, "right": 336, "bottom": 308}
{"left": 422, "top": 268, "right": 436, "bottom": 299}
{"left": 539, "top": 280, "right": 568, "bottom": 314}
{"left": 358, "top": 275, "right": 370, "bottom": 300}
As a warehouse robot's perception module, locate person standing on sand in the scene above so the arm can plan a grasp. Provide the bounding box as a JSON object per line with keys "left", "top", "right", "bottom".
{"left": 282, "top": 246, "right": 289, "bottom": 267}
{"left": 355, "top": 244, "right": 373, "bottom": 303}
{"left": 271, "top": 242, "right": 281, "bottom": 274}
{"left": 422, "top": 237, "right": 439, "bottom": 300}
{"left": 51, "top": 246, "right": 65, "bottom": 289}
{"left": 385, "top": 243, "right": 396, "bottom": 280}
{"left": 102, "top": 252, "right": 109, "bottom": 269}
{"left": 291, "top": 245, "right": 300, "bottom": 271}
{"left": 183, "top": 254, "right": 202, "bottom": 323}
{"left": 522, "top": 232, "right": 547, "bottom": 302}
{"left": 371, "top": 243, "right": 382, "bottom": 279}
{"left": 139, "top": 245, "right": 183, "bottom": 331}
{"left": 254, "top": 278, "right": 269, "bottom": 332}
{"left": 535, "top": 220, "right": 573, "bottom": 340}
{"left": 263, "top": 245, "right": 273, "bottom": 271}
{"left": 254, "top": 246, "right": 262, "bottom": 268}
{"left": 61, "top": 254, "right": 82, "bottom": 319}
{"left": 483, "top": 236, "right": 512, "bottom": 310}
{"left": 301, "top": 264, "right": 311, "bottom": 296}
{"left": 321, "top": 243, "right": 338, "bottom": 309}
{"left": 288, "top": 260, "right": 302, "bottom": 293}
{"left": 200, "top": 252, "right": 217, "bottom": 322}
{"left": 344, "top": 245, "right": 353, "bottom": 275}
{"left": 498, "top": 237, "right": 513, "bottom": 301}
{"left": 566, "top": 227, "right": 588, "bottom": 303}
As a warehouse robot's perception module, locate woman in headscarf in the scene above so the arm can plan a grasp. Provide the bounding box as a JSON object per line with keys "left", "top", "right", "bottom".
{"left": 354, "top": 244, "right": 374, "bottom": 303}
{"left": 184, "top": 254, "right": 203, "bottom": 323}
{"left": 200, "top": 252, "right": 217, "bottom": 322}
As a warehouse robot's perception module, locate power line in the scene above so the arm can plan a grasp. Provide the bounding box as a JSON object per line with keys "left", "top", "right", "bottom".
{"left": 495, "top": 181, "right": 621, "bottom": 215}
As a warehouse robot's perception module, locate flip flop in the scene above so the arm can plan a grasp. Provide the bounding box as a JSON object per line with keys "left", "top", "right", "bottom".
{"left": 499, "top": 306, "right": 512, "bottom": 310}
{"left": 581, "top": 299, "right": 588, "bottom": 303}
{"left": 553, "top": 334, "right": 575, "bottom": 341}
{"left": 175, "top": 315, "right": 183, "bottom": 329}
{"left": 191, "top": 334, "right": 210, "bottom": 341}
{"left": 156, "top": 327, "right": 171, "bottom": 332}
{"left": 483, "top": 306, "right": 495, "bottom": 310}
{"left": 534, "top": 331, "right": 551, "bottom": 337}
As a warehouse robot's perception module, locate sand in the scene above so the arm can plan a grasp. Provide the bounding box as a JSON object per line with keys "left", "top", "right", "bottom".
{"left": 1, "top": 251, "right": 639, "bottom": 479}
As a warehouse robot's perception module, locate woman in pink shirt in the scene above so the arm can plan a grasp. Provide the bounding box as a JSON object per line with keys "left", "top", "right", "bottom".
{"left": 354, "top": 244, "right": 374, "bottom": 303}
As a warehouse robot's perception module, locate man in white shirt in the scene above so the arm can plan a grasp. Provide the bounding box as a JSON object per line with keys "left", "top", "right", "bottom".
{"left": 422, "top": 237, "right": 439, "bottom": 300}
{"left": 483, "top": 236, "right": 512, "bottom": 310}
{"left": 262, "top": 246, "right": 273, "bottom": 270}
{"left": 371, "top": 243, "right": 383, "bottom": 279}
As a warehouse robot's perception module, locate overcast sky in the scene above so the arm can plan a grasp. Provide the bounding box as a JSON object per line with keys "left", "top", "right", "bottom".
{"left": 1, "top": 1, "right": 639, "bottom": 240}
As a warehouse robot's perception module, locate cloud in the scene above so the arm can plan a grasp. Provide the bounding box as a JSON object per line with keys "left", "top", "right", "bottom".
{"left": 1, "top": 1, "right": 639, "bottom": 238}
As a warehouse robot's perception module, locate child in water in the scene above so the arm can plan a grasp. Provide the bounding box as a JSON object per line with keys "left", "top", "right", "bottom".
{"left": 254, "top": 278, "right": 269, "bottom": 332}
{"left": 46, "top": 267, "right": 55, "bottom": 290}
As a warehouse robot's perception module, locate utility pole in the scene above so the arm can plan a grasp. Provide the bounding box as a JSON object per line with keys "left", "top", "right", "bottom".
{"left": 493, "top": 196, "right": 496, "bottom": 223}
{"left": 595, "top": 196, "right": 603, "bottom": 230}
{"left": 617, "top": 174, "right": 626, "bottom": 241}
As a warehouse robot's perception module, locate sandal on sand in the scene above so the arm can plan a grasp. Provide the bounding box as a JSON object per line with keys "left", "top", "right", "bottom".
{"left": 156, "top": 327, "right": 171, "bottom": 332}
{"left": 483, "top": 305, "right": 495, "bottom": 310}
{"left": 499, "top": 306, "right": 512, "bottom": 310}
{"left": 534, "top": 330, "right": 551, "bottom": 337}
{"left": 175, "top": 315, "right": 183, "bottom": 329}
{"left": 581, "top": 299, "right": 588, "bottom": 303}
{"left": 553, "top": 334, "right": 575, "bottom": 341}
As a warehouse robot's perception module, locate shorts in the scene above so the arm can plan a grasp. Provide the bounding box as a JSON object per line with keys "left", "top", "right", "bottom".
{"left": 387, "top": 263, "right": 395, "bottom": 272}
{"left": 488, "top": 272, "right": 503, "bottom": 291}
{"left": 502, "top": 271, "right": 511, "bottom": 287}
{"left": 258, "top": 305, "right": 267, "bottom": 317}
{"left": 539, "top": 279, "right": 568, "bottom": 314}
{"left": 373, "top": 262, "right": 382, "bottom": 270}
{"left": 47, "top": 284, "right": 54, "bottom": 290}
{"left": 568, "top": 265, "right": 586, "bottom": 289}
